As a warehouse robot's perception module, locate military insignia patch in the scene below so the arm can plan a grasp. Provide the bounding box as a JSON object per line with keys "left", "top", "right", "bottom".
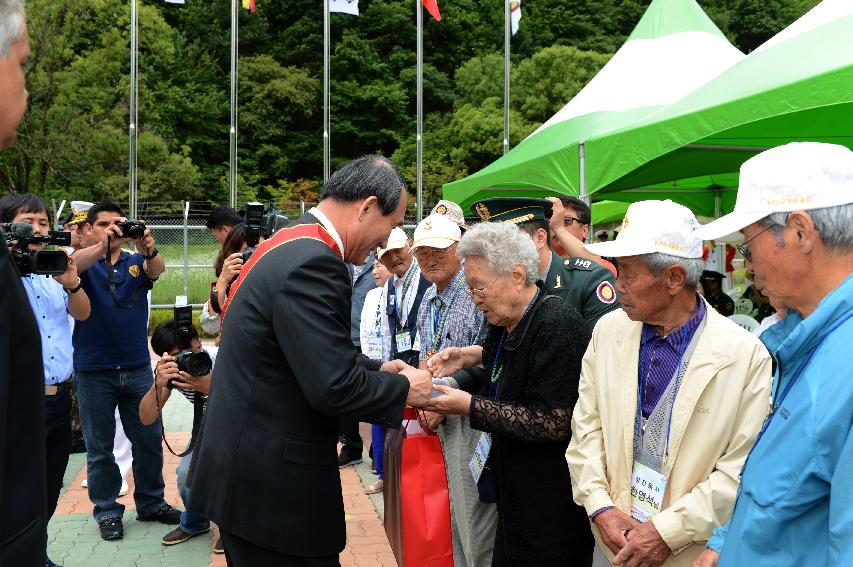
{"left": 475, "top": 202, "right": 491, "bottom": 220}
{"left": 129, "top": 264, "right": 141, "bottom": 278}
{"left": 622, "top": 215, "right": 630, "bottom": 230}
{"left": 435, "top": 204, "right": 447, "bottom": 214}
{"left": 596, "top": 281, "right": 616, "bottom": 304}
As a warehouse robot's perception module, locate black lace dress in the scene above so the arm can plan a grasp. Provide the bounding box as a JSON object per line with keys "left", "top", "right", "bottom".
{"left": 470, "top": 285, "right": 594, "bottom": 566}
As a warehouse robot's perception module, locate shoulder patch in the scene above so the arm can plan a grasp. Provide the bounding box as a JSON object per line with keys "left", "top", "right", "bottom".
{"left": 596, "top": 281, "right": 617, "bottom": 304}
{"left": 129, "top": 264, "right": 140, "bottom": 278}
{"left": 566, "top": 257, "right": 593, "bottom": 271}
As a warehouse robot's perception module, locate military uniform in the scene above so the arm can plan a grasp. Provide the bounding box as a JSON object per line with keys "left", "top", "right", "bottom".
{"left": 471, "top": 197, "right": 621, "bottom": 330}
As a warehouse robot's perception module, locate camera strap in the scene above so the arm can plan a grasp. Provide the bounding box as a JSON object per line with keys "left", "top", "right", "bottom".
{"left": 156, "top": 386, "right": 205, "bottom": 458}
{"left": 106, "top": 235, "right": 153, "bottom": 309}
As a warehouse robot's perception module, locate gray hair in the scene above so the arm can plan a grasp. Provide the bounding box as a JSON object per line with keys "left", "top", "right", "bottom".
{"left": 638, "top": 252, "right": 705, "bottom": 290}
{"left": 759, "top": 203, "right": 853, "bottom": 252}
{"left": 319, "top": 155, "right": 405, "bottom": 216}
{"left": 457, "top": 222, "right": 539, "bottom": 286}
{"left": 0, "top": 0, "right": 25, "bottom": 58}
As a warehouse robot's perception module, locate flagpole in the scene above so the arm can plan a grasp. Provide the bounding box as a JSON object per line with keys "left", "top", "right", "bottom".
{"left": 416, "top": 0, "right": 423, "bottom": 221}
{"left": 229, "top": 0, "right": 239, "bottom": 208}
{"left": 323, "top": 0, "right": 330, "bottom": 183}
{"left": 503, "top": 0, "right": 510, "bottom": 155}
{"left": 129, "top": 0, "right": 138, "bottom": 218}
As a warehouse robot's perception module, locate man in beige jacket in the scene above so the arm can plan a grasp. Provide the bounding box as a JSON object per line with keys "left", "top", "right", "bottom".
{"left": 566, "top": 200, "right": 773, "bottom": 567}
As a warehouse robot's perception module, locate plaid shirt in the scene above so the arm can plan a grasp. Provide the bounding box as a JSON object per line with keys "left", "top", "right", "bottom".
{"left": 417, "top": 267, "right": 483, "bottom": 361}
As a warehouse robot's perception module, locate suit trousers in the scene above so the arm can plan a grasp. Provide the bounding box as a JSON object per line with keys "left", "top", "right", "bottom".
{"left": 222, "top": 529, "right": 340, "bottom": 567}
{"left": 45, "top": 382, "right": 72, "bottom": 520}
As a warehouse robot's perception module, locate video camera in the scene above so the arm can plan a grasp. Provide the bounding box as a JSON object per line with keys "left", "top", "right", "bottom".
{"left": 2, "top": 222, "right": 71, "bottom": 276}
{"left": 168, "top": 304, "right": 213, "bottom": 385}
{"left": 241, "top": 202, "right": 289, "bottom": 263}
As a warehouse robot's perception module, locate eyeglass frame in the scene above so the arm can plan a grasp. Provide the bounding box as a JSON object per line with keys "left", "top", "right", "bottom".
{"left": 466, "top": 276, "right": 500, "bottom": 298}
{"left": 563, "top": 215, "right": 584, "bottom": 226}
{"left": 413, "top": 242, "right": 457, "bottom": 261}
{"left": 735, "top": 224, "right": 775, "bottom": 263}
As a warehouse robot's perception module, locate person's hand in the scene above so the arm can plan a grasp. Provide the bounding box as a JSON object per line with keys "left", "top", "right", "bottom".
{"left": 422, "top": 384, "right": 472, "bottom": 416}
{"left": 546, "top": 196, "right": 566, "bottom": 228}
{"left": 53, "top": 252, "right": 78, "bottom": 288}
{"left": 419, "top": 410, "right": 445, "bottom": 431}
{"left": 103, "top": 216, "right": 131, "bottom": 251}
{"left": 219, "top": 253, "right": 244, "bottom": 283}
{"left": 692, "top": 549, "right": 720, "bottom": 567}
{"left": 593, "top": 508, "right": 640, "bottom": 555}
{"left": 613, "top": 519, "right": 671, "bottom": 567}
{"left": 380, "top": 359, "right": 409, "bottom": 374}
{"left": 155, "top": 354, "right": 180, "bottom": 390}
{"left": 426, "top": 347, "right": 465, "bottom": 378}
{"left": 170, "top": 371, "right": 212, "bottom": 395}
{"left": 135, "top": 223, "right": 156, "bottom": 256}
{"left": 402, "top": 366, "right": 433, "bottom": 408}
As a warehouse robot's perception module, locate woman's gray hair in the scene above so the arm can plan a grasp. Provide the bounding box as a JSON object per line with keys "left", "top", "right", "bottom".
{"left": 0, "top": 0, "right": 25, "bottom": 58}
{"left": 638, "top": 252, "right": 705, "bottom": 290}
{"left": 457, "top": 222, "right": 539, "bottom": 286}
{"left": 759, "top": 203, "right": 853, "bottom": 252}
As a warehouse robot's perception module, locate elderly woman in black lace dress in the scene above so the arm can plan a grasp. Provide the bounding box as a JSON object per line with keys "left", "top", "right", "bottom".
{"left": 425, "top": 221, "right": 594, "bottom": 567}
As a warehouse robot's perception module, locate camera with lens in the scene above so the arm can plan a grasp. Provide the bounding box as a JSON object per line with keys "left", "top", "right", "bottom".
{"left": 2, "top": 222, "right": 71, "bottom": 276}
{"left": 241, "top": 202, "right": 289, "bottom": 264}
{"left": 167, "top": 305, "right": 212, "bottom": 388}
{"left": 114, "top": 219, "right": 146, "bottom": 239}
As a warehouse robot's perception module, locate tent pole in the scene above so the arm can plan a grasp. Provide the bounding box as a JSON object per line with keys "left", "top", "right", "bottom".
{"left": 129, "top": 0, "right": 138, "bottom": 219}
{"left": 323, "top": 0, "right": 330, "bottom": 183}
{"left": 579, "top": 140, "right": 588, "bottom": 204}
{"left": 502, "top": 0, "right": 510, "bottom": 155}
{"left": 415, "top": 0, "right": 423, "bottom": 221}
{"left": 714, "top": 188, "right": 729, "bottom": 289}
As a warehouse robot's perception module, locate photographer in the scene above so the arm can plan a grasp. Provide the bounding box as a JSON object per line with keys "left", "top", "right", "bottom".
{"left": 0, "top": 193, "right": 91, "bottom": 567}
{"left": 69, "top": 202, "right": 179, "bottom": 542}
{"left": 211, "top": 223, "right": 249, "bottom": 314}
{"left": 139, "top": 321, "right": 218, "bottom": 549}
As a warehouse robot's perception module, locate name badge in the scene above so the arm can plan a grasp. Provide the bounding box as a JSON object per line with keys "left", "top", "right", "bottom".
{"left": 395, "top": 331, "right": 413, "bottom": 352}
{"left": 365, "top": 336, "right": 383, "bottom": 360}
{"left": 469, "top": 432, "right": 491, "bottom": 484}
{"left": 412, "top": 332, "right": 421, "bottom": 352}
{"left": 630, "top": 461, "right": 667, "bottom": 523}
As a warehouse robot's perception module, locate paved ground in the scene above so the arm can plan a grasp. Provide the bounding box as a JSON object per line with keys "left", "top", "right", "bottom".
{"left": 49, "top": 395, "right": 395, "bottom": 566}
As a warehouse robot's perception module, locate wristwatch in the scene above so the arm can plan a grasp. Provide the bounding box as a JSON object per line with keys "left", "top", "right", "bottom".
{"left": 64, "top": 277, "right": 82, "bottom": 294}
{"left": 143, "top": 247, "right": 159, "bottom": 260}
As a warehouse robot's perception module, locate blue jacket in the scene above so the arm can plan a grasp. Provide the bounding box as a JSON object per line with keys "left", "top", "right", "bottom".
{"left": 710, "top": 273, "right": 853, "bottom": 566}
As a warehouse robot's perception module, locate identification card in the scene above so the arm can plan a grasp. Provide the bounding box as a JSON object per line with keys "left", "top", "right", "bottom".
{"left": 412, "top": 332, "right": 421, "bottom": 352}
{"left": 630, "top": 461, "right": 667, "bottom": 523}
{"left": 469, "top": 432, "right": 492, "bottom": 484}
{"left": 395, "top": 331, "right": 412, "bottom": 352}
{"left": 365, "top": 336, "right": 383, "bottom": 360}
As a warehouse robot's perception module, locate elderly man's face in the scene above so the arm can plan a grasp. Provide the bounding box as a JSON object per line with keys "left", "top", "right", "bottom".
{"left": 350, "top": 190, "right": 408, "bottom": 265}
{"left": 741, "top": 221, "right": 797, "bottom": 307}
{"left": 0, "top": 22, "right": 30, "bottom": 150}
{"left": 613, "top": 255, "right": 675, "bottom": 323}
{"left": 416, "top": 243, "right": 461, "bottom": 287}
{"left": 379, "top": 243, "right": 413, "bottom": 278}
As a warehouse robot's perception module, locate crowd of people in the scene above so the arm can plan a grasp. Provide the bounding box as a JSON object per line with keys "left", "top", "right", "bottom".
{"left": 2, "top": 2, "right": 853, "bottom": 567}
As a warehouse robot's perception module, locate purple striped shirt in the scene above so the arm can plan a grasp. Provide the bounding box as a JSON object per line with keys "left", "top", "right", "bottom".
{"left": 638, "top": 297, "right": 706, "bottom": 417}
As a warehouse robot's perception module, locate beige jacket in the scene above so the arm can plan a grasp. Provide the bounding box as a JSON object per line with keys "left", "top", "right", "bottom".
{"left": 566, "top": 300, "right": 773, "bottom": 566}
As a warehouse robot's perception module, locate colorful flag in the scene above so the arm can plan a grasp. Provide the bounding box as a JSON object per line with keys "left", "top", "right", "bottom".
{"left": 242, "top": 0, "right": 256, "bottom": 12}
{"left": 330, "top": 0, "right": 359, "bottom": 16}
{"left": 511, "top": 0, "right": 522, "bottom": 35}
{"left": 422, "top": 0, "right": 441, "bottom": 22}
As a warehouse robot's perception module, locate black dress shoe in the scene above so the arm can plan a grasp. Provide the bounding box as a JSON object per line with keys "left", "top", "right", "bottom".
{"left": 98, "top": 517, "right": 124, "bottom": 540}
{"left": 137, "top": 503, "right": 182, "bottom": 525}
{"left": 338, "top": 447, "right": 363, "bottom": 468}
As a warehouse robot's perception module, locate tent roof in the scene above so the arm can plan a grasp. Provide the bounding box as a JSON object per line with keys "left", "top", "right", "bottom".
{"left": 442, "top": 0, "right": 743, "bottom": 211}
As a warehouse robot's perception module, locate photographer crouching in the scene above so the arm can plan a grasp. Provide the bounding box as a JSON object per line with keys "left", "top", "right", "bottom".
{"left": 139, "top": 312, "right": 217, "bottom": 550}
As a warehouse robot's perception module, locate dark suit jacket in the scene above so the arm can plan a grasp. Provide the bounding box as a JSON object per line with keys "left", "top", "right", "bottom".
{"left": 187, "top": 213, "right": 409, "bottom": 556}
{"left": 0, "top": 234, "right": 47, "bottom": 566}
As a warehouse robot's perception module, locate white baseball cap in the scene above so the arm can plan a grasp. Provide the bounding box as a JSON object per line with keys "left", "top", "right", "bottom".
{"left": 584, "top": 200, "right": 703, "bottom": 259}
{"left": 431, "top": 200, "right": 467, "bottom": 228}
{"left": 695, "top": 142, "right": 853, "bottom": 242}
{"left": 378, "top": 227, "right": 409, "bottom": 259}
{"left": 410, "top": 214, "right": 461, "bottom": 250}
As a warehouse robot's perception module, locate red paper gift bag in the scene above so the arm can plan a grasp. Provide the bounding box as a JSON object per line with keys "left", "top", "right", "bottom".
{"left": 384, "top": 408, "right": 453, "bottom": 567}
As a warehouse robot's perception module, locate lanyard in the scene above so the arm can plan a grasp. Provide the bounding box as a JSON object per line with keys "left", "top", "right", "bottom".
{"left": 372, "top": 299, "right": 383, "bottom": 338}
{"left": 393, "top": 265, "right": 418, "bottom": 325}
{"left": 486, "top": 331, "right": 507, "bottom": 399}
{"left": 428, "top": 271, "right": 465, "bottom": 354}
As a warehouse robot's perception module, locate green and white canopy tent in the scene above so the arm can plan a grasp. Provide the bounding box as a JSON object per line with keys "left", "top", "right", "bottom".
{"left": 588, "top": 0, "right": 853, "bottom": 217}
{"left": 442, "top": 0, "right": 744, "bottom": 212}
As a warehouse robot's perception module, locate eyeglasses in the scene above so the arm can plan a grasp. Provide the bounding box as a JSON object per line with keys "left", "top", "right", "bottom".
{"left": 563, "top": 216, "right": 584, "bottom": 226}
{"left": 466, "top": 276, "right": 500, "bottom": 298}
{"left": 735, "top": 224, "right": 774, "bottom": 263}
{"left": 414, "top": 244, "right": 456, "bottom": 261}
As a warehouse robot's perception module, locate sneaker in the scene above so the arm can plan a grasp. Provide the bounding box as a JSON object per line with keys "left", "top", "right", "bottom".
{"left": 98, "top": 517, "right": 124, "bottom": 541}
{"left": 363, "top": 480, "right": 384, "bottom": 495}
{"left": 213, "top": 536, "right": 224, "bottom": 554}
{"left": 118, "top": 481, "right": 128, "bottom": 497}
{"left": 80, "top": 478, "right": 87, "bottom": 488}
{"left": 137, "top": 503, "right": 182, "bottom": 525}
{"left": 162, "top": 525, "right": 210, "bottom": 546}
{"left": 338, "top": 448, "right": 363, "bottom": 468}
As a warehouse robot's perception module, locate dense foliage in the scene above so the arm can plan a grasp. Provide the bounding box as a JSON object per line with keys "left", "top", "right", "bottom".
{"left": 0, "top": 0, "right": 818, "bottom": 208}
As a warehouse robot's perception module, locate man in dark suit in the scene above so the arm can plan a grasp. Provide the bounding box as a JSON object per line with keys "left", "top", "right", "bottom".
{"left": 1, "top": 5, "right": 47, "bottom": 565}
{"left": 187, "top": 155, "right": 433, "bottom": 566}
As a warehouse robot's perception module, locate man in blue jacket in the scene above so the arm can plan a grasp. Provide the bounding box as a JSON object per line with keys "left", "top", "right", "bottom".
{"left": 693, "top": 142, "right": 853, "bottom": 567}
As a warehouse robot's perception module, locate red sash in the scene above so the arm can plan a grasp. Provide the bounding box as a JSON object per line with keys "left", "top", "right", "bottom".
{"left": 220, "top": 223, "right": 342, "bottom": 324}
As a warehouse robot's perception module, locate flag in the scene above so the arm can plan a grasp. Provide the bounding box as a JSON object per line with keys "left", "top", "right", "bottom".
{"left": 330, "top": 0, "right": 359, "bottom": 16}
{"left": 242, "top": 0, "right": 256, "bottom": 12}
{"left": 422, "top": 0, "right": 441, "bottom": 22}
{"left": 511, "top": 0, "right": 522, "bottom": 35}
